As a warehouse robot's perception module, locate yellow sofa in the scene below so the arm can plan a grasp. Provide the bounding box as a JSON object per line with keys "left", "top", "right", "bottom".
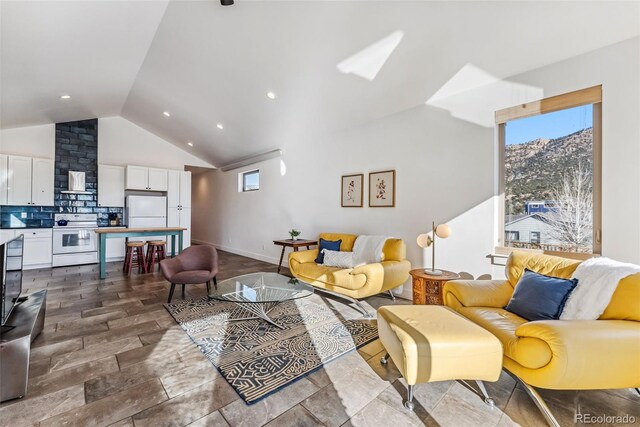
{"left": 289, "top": 233, "right": 411, "bottom": 314}
{"left": 443, "top": 250, "right": 640, "bottom": 426}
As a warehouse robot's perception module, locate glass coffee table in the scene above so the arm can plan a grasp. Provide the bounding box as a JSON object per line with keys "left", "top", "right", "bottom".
{"left": 208, "top": 272, "right": 314, "bottom": 329}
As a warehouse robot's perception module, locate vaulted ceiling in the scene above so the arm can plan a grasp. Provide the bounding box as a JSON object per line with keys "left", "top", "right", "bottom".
{"left": 2, "top": 1, "right": 638, "bottom": 166}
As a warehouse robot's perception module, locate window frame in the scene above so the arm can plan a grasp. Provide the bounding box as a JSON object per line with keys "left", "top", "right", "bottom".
{"left": 496, "top": 85, "right": 602, "bottom": 260}
{"left": 505, "top": 231, "right": 520, "bottom": 242}
{"left": 530, "top": 231, "right": 541, "bottom": 244}
{"left": 241, "top": 169, "right": 260, "bottom": 192}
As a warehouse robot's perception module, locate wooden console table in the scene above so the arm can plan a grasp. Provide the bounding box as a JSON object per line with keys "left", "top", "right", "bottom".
{"left": 410, "top": 269, "right": 461, "bottom": 305}
{"left": 273, "top": 239, "right": 317, "bottom": 274}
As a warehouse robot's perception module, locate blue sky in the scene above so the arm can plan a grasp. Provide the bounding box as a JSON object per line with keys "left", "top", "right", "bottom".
{"left": 506, "top": 104, "right": 593, "bottom": 145}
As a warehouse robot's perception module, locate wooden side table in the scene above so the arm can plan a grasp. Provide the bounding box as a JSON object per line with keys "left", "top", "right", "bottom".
{"left": 410, "top": 269, "right": 461, "bottom": 305}
{"left": 273, "top": 239, "right": 317, "bottom": 274}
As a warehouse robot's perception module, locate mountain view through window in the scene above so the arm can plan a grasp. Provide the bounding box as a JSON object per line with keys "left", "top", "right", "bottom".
{"left": 504, "top": 104, "right": 594, "bottom": 253}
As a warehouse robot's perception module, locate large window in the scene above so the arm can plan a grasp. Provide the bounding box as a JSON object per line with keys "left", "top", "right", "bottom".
{"left": 241, "top": 169, "right": 260, "bottom": 192}
{"left": 497, "top": 86, "right": 602, "bottom": 256}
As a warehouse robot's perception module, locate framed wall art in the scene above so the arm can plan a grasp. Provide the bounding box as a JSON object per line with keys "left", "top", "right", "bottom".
{"left": 341, "top": 174, "right": 364, "bottom": 207}
{"left": 369, "top": 170, "right": 395, "bottom": 207}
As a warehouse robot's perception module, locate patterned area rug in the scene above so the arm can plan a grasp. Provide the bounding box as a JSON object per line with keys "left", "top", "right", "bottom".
{"left": 164, "top": 296, "right": 378, "bottom": 404}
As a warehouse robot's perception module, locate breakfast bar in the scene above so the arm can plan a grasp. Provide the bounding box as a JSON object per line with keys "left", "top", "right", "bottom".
{"left": 95, "top": 227, "right": 186, "bottom": 279}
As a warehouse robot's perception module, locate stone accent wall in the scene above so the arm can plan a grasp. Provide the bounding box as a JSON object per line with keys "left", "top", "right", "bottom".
{"left": 55, "top": 119, "right": 98, "bottom": 210}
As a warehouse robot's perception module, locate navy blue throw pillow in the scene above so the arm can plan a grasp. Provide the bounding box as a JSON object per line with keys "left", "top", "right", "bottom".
{"left": 315, "top": 239, "right": 342, "bottom": 264}
{"left": 504, "top": 269, "right": 578, "bottom": 321}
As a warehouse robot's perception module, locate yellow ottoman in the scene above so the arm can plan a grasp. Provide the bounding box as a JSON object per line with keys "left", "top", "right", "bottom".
{"left": 377, "top": 305, "right": 503, "bottom": 410}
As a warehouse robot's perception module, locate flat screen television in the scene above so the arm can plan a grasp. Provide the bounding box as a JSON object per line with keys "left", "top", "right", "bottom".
{"left": 1, "top": 234, "right": 24, "bottom": 326}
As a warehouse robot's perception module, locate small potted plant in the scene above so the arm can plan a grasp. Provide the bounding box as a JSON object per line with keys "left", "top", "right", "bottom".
{"left": 288, "top": 229, "right": 301, "bottom": 241}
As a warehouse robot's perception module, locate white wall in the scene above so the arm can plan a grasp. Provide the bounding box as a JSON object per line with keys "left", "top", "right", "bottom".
{"left": 0, "top": 116, "right": 214, "bottom": 170}
{"left": 98, "top": 116, "right": 213, "bottom": 169}
{"left": 192, "top": 37, "right": 640, "bottom": 298}
{"left": 508, "top": 37, "right": 640, "bottom": 263}
{"left": 0, "top": 123, "right": 55, "bottom": 158}
{"left": 192, "top": 103, "right": 497, "bottom": 299}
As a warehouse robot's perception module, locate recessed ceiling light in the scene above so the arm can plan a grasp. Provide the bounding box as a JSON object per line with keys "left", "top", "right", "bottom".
{"left": 163, "top": 111, "right": 171, "bottom": 117}
{"left": 187, "top": 142, "right": 193, "bottom": 147}
{"left": 216, "top": 123, "right": 224, "bottom": 130}
{"left": 266, "top": 91, "right": 276, "bottom": 100}
{"left": 60, "top": 95, "right": 71, "bottom": 100}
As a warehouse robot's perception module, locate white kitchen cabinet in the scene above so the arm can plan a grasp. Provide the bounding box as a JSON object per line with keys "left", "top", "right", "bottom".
{"left": 7, "top": 155, "right": 32, "bottom": 206}
{"left": 126, "top": 165, "right": 168, "bottom": 191}
{"left": 2, "top": 155, "right": 54, "bottom": 206}
{"left": 105, "top": 237, "right": 126, "bottom": 261}
{"left": 167, "top": 206, "right": 191, "bottom": 254}
{"left": 0, "top": 155, "right": 8, "bottom": 205}
{"left": 148, "top": 168, "right": 168, "bottom": 191}
{"left": 98, "top": 165, "right": 125, "bottom": 207}
{"left": 179, "top": 171, "right": 191, "bottom": 208}
{"left": 181, "top": 207, "right": 191, "bottom": 250}
{"left": 167, "top": 207, "right": 179, "bottom": 231}
{"left": 21, "top": 228, "right": 53, "bottom": 269}
{"left": 125, "top": 165, "right": 148, "bottom": 190}
{"left": 0, "top": 229, "right": 16, "bottom": 245}
{"left": 31, "top": 158, "right": 54, "bottom": 206}
{"left": 167, "top": 170, "right": 191, "bottom": 208}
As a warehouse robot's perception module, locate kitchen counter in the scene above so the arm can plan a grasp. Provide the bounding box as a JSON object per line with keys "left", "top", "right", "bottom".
{"left": 96, "top": 227, "right": 186, "bottom": 279}
{"left": 95, "top": 227, "right": 186, "bottom": 233}
{"left": 1, "top": 225, "right": 53, "bottom": 229}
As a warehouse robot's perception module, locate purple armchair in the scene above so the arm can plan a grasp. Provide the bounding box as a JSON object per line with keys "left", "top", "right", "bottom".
{"left": 160, "top": 245, "right": 219, "bottom": 303}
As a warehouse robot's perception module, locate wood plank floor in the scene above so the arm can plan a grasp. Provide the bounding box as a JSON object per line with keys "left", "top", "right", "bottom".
{"left": 1, "top": 250, "right": 638, "bottom": 426}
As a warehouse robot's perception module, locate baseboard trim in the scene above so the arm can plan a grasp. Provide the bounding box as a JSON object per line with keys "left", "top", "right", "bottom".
{"left": 191, "top": 239, "right": 280, "bottom": 265}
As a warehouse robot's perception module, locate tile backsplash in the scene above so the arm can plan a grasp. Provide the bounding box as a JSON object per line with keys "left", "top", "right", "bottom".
{"left": 0, "top": 206, "right": 56, "bottom": 229}
{"left": 0, "top": 205, "right": 122, "bottom": 228}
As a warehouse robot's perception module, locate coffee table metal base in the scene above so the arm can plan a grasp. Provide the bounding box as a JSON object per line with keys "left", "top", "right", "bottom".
{"left": 223, "top": 301, "right": 285, "bottom": 329}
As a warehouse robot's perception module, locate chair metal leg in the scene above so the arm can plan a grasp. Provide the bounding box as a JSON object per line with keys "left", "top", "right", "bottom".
{"left": 475, "top": 380, "right": 495, "bottom": 407}
{"left": 380, "top": 353, "right": 390, "bottom": 365}
{"left": 168, "top": 283, "right": 176, "bottom": 303}
{"left": 213, "top": 276, "right": 217, "bottom": 288}
{"left": 508, "top": 373, "right": 560, "bottom": 427}
{"left": 312, "top": 286, "right": 373, "bottom": 317}
{"left": 206, "top": 280, "right": 211, "bottom": 294}
{"left": 181, "top": 284, "right": 185, "bottom": 297}
{"left": 388, "top": 290, "right": 396, "bottom": 301}
{"left": 353, "top": 299, "right": 373, "bottom": 318}
{"left": 404, "top": 384, "right": 415, "bottom": 411}
{"left": 635, "top": 388, "right": 640, "bottom": 396}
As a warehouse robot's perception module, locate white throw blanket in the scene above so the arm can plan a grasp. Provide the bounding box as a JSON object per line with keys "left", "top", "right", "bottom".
{"left": 560, "top": 257, "right": 640, "bottom": 320}
{"left": 352, "top": 235, "right": 389, "bottom": 265}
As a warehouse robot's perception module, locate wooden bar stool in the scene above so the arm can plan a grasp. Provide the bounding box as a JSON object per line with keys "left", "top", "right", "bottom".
{"left": 146, "top": 240, "right": 167, "bottom": 272}
{"left": 124, "top": 241, "right": 147, "bottom": 274}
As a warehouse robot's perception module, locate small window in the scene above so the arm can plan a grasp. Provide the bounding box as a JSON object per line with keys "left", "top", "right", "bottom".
{"left": 505, "top": 231, "right": 520, "bottom": 242}
{"left": 241, "top": 170, "right": 260, "bottom": 192}
{"left": 530, "top": 231, "right": 541, "bottom": 244}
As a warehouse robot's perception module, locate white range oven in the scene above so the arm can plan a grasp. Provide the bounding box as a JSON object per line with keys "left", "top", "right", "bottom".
{"left": 52, "top": 214, "right": 98, "bottom": 267}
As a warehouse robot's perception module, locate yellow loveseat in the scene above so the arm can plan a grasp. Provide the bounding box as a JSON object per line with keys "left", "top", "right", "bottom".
{"left": 289, "top": 233, "right": 411, "bottom": 314}
{"left": 443, "top": 250, "right": 640, "bottom": 426}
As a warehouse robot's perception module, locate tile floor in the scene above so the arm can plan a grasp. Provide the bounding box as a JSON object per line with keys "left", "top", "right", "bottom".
{"left": 1, "top": 250, "right": 638, "bottom": 426}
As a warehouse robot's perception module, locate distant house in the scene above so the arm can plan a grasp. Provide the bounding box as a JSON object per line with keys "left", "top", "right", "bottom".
{"left": 524, "top": 200, "right": 559, "bottom": 215}
{"left": 504, "top": 213, "right": 561, "bottom": 245}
